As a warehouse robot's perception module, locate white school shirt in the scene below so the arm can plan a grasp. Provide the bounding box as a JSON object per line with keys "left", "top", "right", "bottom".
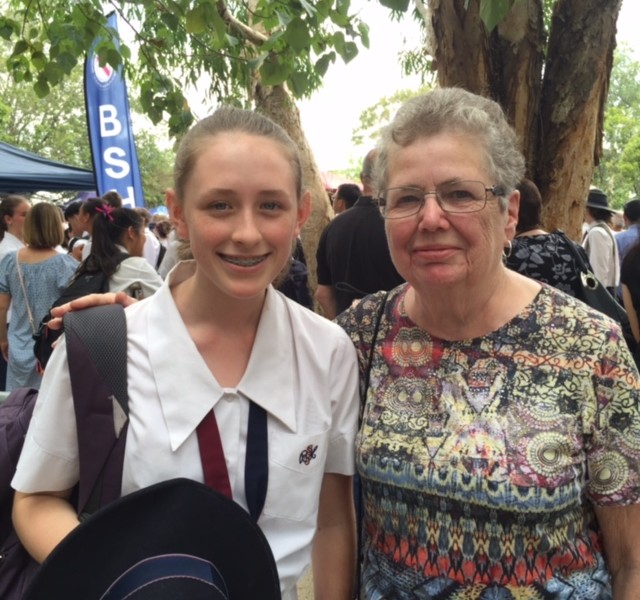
{"left": 109, "top": 245, "right": 163, "bottom": 298}
{"left": 13, "top": 261, "right": 359, "bottom": 599}
{"left": 142, "top": 228, "right": 161, "bottom": 268}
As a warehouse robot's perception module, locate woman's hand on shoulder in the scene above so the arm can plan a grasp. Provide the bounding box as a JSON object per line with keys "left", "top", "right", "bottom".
{"left": 47, "top": 292, "right": 138, "bottom": 330}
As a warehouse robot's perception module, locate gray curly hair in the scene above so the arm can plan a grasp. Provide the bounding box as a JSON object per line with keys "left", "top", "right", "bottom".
{"left": 375, "top": 88, "right": 525, "bottom": 210}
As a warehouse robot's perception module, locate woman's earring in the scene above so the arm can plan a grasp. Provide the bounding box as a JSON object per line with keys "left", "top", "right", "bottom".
{"left": 503, "top": 240, "right": 513, "bottom": 259}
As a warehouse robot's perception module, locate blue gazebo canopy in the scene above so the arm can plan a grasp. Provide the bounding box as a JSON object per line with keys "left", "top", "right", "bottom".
{"left": 0, "top": 141, "right": 95, "bottom": 193}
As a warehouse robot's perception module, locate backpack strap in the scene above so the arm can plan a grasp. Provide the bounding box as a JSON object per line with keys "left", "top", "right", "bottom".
{"left": 64, "top": 304, "right": 128, "bottom": 518}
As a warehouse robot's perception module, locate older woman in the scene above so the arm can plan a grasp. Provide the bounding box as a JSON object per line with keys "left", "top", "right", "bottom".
{"left": 337, "top": 88, "right": 640, "bottom": 598}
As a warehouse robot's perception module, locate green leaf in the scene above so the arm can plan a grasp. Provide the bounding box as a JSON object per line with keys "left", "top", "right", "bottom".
{"left": 314, "top": 52, "right": 335, "bottom": 77}
{"left": 160, "top": 12, "right": 180, "bottom": 31}
{"left": 185, "top": 6, "right": 206, "bottom": 35}
{"left": 43, "top": 61, "right": 63, "bottom": 85}
{"left": 358, "top": 22, "right": 370, "bottom": 49}
{"left": 479, "top": 0, "right": 513, "bottom": 32}
{"left": 378, "top": 0, "right": 411, "bottom": 11}
{"left": 31, "top": 50, "right": 47, "bottom": 70}
{"left": 55, "top": 52, "right": 78, "bottom": 74}
{"left": 284, "top": 18, "right": 309, "bottom": 53}
{"left": 288, "top": 70, "right": 310, "bottom": 97}
{"left": 12, "top": 40, "right": 29, "bottom": 56}
{"left": 34, "top": 77, "right": 50, "bottom": 98}
{"left": 106, "top": 48, "right": 122, "bottom": 70}
{"left": 260, "top": 55, "right": 290, "bottom": 87}
{"left": 338, "top": 41, "right": 359, "bottom": 63}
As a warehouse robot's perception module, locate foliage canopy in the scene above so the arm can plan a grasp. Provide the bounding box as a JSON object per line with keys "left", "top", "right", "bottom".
{"left": 0, "top": 0, "right": 370, "bottom": 136}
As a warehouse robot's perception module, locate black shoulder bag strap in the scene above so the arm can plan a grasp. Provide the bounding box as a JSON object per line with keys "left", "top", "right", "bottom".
{"left": 64, "top": 304, "right": 129, "bottom": 518}
{"left": 355, "top": 291, "right": 388, "bottom": 598}
{"left": 556, "top": 230, "right": 590, "bottom": 274}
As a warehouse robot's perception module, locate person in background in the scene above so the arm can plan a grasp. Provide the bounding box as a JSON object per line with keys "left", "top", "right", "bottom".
{"left": 337, "top": 87, "right": 640, "bottom": 598}
{"left": 0, "top": 203, "right": 77, "bottom": 390}
{"left": 152, "top": 216, "right": 174, "bottom": 247}
{"left": 0, "top": 195, "right": 31, "bottom": 389}
{"left": 63, "top": 200, "right": 89, "bottom": 261}
{"left": 621, "top": 239, "right": 640, "bottom": 370}
{"left": 582, "top": 188, "right": 620, "bottom": 295}
{"left": 506, "top": 178, "right": 590, "bottom": 297}
{"left": 332, "top": 183, "right": 361, "bottom": 215}
{"left": 616, "top": 198, "right": 640, "bottom": 263}
{"left": 611, "top": 211, "right": 625, "bottom": 232}
{"left": 0, "top": 195, "right": 31, "bottom": 260}
{"left": 134, "top": 207, "right": 164, "bottom": 270}
{"left": 12, "top": 106, "right": 359, "bottom": 600}
{"left": 78, "top": 197, "right": 107, "bottom": 260}
{"left": 75, "top": 203, "right": 163, "bottom": 299}
{"left": 102, "top": 190, "right": 125, "bottom": 209}
{"left": 315, "top": 149, "right": 404, "bottom": 319}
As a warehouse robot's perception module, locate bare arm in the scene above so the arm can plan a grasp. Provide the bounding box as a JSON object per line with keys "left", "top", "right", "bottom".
{"left": 621, "top": 284, "right": 640, "bottom": 342}
{"left": 12, "top": 489, "right": 79, "bottom": 563}
{"left": 315, "top": 284, "right": 337, "bottom": 320}
{"left": 312, "top": 473, "right": 356, "bottom": 600}
{"left": 594, "top": 503, "right": 640, "bottom": 599}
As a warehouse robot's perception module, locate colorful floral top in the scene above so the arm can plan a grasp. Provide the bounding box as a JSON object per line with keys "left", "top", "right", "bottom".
{"left": 337, "top": 284, "right": 640, "bottom": 600}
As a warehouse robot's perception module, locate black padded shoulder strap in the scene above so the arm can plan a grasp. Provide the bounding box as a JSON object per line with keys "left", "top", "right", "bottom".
{"left": 64, "top": 304, "right": 128, "bottom": 515}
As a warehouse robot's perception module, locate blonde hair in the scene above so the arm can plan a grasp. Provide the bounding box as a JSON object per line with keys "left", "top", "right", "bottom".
{"left": 173, "top": 106, "right": 303, "bottom": 203}
{"left": 23, "top": 203, "right": 64, "bottom": 249}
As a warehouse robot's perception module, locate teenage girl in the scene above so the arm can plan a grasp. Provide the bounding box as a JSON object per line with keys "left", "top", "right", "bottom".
{"left": 12, "top": 107, "right": 359, "bottom": 599}
{"left": 76, "top": 204, "right": 162, "bottom": 298}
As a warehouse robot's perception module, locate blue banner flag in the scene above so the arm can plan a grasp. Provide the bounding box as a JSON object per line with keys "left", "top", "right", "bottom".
{"left": 84, "top": 12, "right": 144, "bottom": 207}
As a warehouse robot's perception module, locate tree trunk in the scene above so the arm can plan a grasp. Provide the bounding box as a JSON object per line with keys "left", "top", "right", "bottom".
{"left": 430, "top": 0, "right": 492, "bottom": 96}
{"left": 536, "top": 0, "right": 622, "bottom": 239}
{"left": 421, "top": 0, "right": 622, "bottom": 240}
{"left": 253, "top": 83, "right": 331, "bottom": 295}
{"left": 492, "top": 0, "right": 544, "bottom": 175}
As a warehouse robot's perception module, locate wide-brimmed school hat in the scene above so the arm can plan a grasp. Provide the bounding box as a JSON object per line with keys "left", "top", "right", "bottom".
{"left": 23, "top": 478, "right": 281, "bottom": 600}
{"left": 586, "top": 188, "right": 617, "bottom": 213}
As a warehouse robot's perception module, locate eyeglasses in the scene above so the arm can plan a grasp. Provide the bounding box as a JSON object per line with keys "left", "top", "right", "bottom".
{"left": 379, "top": 180, "right": 505, "bottom": 219}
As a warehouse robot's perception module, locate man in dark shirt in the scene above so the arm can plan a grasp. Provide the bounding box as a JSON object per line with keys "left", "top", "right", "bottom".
{"left": 315, "top": 150, "right": 404, "bottom": 319}
{"left": 332, "top": 183, "right": 361, "bottom": 215}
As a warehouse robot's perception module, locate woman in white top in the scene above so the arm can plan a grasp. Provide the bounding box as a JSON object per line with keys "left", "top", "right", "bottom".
{"left": 75, "top": 203, "right": 162, "bottom": 298}
{"left": 0, "top": 195, "right": 31, "bottom": 388}
{"left": 0, "top": 194, "right": 30, "bottom": 259}
{"left": 12, "top": 106, "right": 359, "bottom": 600}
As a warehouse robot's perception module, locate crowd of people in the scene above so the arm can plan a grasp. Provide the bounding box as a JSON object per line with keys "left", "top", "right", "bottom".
{"left": 3, "top": 88, "right": 639, "bottom": 599}
{"left": 0, "top": 193, "right": 174, "bottom": 392}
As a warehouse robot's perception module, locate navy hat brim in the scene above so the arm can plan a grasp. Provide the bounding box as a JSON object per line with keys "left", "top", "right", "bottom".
{"left": 23, "top": 479, "right": 281, "bottom": 600}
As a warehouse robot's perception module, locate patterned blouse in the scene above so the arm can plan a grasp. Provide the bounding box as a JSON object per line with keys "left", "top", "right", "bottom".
{"left": 337, "top": 284, "right": 640, "bottom": 599}
{"left": 506, "top": 231, "right": 589, "bottom": 297}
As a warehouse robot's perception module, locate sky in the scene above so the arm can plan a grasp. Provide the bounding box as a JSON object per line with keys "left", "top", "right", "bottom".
{"left": 298, "top": 0, "right": 640, "bottom": 173}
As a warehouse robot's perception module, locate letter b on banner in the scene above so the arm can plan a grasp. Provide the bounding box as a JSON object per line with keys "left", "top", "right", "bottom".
{"left": 84, "top": 13, "right": 145, "bottom": 208}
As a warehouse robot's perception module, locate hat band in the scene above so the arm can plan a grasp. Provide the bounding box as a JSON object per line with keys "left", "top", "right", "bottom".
{"left": 100, "top": 554, "right": 229, "bottom": 600}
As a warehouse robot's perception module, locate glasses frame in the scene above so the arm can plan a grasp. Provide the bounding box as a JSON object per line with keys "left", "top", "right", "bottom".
{"left": 379, "top": 181, "right": 505, "bottom": 219}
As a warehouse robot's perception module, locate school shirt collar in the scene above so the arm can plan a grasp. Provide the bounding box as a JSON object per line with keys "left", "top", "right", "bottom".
{"left": 148, "top": 261, "right": 297, "bottom": 452}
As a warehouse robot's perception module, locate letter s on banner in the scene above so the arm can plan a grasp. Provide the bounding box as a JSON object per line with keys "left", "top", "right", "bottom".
{"left": 84, "top": 12, "right": 145, "bottom": 208}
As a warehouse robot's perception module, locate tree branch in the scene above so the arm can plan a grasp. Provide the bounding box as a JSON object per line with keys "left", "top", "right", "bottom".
{"left": 216, "top": 0, "right": 268, "bottom": 45}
